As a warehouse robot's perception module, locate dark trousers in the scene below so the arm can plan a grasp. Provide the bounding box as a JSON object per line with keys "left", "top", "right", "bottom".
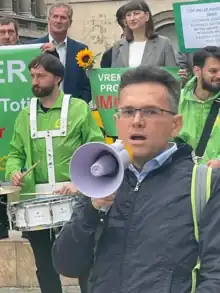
{"left": 24, "top": 229, "right": 89, "bottom": 293}
{"left": 0, "top": 195, "right": 9, "bottom": 239}
{"left": 78, "top": 270, "right": 89, "bottom": 293}
{"left": 24, "top": 229, "right": 63, "bottom": 293}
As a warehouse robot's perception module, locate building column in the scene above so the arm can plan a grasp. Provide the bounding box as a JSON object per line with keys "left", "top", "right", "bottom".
{"left": 0, "top": 0, "right": 15, "bottom": 14}
{"left": 35, "top": 0, "right": 45, "bottom": 19}
{"left": 19, "top": 0, "right": 34, "bottom": 18}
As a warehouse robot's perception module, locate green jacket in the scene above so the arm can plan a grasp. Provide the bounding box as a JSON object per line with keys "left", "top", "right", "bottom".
{"left": 5, "top": 92, "right": 104, "bottom": 200}
{"left": 178, "top": 77, "right": 220, "bottom": 163}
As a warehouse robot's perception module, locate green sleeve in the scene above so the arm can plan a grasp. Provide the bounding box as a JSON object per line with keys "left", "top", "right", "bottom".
{"left": 81, "top": 104, "right": 105, "bottom": 144}
{"left": 178, "top": 89, "right": 185, "bottom": 114}
{"left": 5, "top": 112, "right": 26, "bottom": 180}
{"left": 175, "top": 89, "right": 187, "bottom": 143}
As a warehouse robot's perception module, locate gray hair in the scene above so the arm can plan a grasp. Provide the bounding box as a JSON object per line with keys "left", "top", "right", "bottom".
{"left": 49, "top": 3, "right": 73, "bottom": 22}
{"left": 119, "top": 66, "right": 181, "bottom": 114}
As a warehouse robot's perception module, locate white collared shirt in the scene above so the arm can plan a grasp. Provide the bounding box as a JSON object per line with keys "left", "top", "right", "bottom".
{"left": 129, "top": 142, "right": 178, "bottom": 181}
{"left": 49, "top": 34, "right": 67, "bottom": 90}
{"left": 49, "top": 34, "right": 67, "bottom": 67}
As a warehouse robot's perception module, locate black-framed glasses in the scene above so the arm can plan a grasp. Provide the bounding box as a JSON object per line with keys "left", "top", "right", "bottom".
{"left": 116, "top": 107, "right": 176, "bottom": 119}
{"left": 125, "top": 10, "right": 145, "bottom": 18}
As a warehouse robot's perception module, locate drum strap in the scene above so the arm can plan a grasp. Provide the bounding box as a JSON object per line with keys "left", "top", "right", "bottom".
{"left": 30, "top": 95, "right": 71, "bottom": 191}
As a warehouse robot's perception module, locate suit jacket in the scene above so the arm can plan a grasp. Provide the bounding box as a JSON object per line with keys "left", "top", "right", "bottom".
{"left": 109, "top": 35, "right": 177, "bottom": 68}
{"left": 32, "top": 35, "right": 91, "bottom": 103}
{"left": 100, "top": 47, "right": 112, "bottom": 68}
{"left": 176, "top": 51, "right": 194, "bottom": 74}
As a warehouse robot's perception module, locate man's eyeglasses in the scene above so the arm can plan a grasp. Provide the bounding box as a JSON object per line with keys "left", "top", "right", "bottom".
{"left": 116, "top": 107, "right": 176, "bottom": 119}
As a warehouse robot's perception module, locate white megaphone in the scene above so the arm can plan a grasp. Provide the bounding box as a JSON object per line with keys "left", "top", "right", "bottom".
{"left": 70, "top": 140, "right": 132, "bottom": 198}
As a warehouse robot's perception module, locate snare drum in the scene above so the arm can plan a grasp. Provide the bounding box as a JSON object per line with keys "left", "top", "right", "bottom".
{"left": 7, "top": 195, "right": 76, "bottom": 231}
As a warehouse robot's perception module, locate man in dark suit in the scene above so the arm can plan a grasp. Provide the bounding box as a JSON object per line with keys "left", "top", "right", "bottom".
{"left": 33, "top": 3, "right": 91, "bottom": 103}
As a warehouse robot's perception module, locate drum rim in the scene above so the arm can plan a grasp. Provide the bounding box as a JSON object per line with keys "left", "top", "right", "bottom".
{"left": 8, "top": 196, "right": 75, "bottom": 232}
{"left": 12, "top": 222, "right": 67, "bottom": 231}
{"left": 8, "top": 195, "right": 75, "bottom": 206}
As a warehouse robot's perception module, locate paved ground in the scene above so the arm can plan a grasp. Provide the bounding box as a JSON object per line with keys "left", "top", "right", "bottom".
{"left": 0, "top": 287, "right": 80, "bottom": 293}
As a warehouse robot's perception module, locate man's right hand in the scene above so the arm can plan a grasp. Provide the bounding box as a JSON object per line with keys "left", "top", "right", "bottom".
{"left": 10, "top": 172, "right": 24, "bottom": 187}
{"left": 178, "top": 68, "right": 188, "bottom": 82}
{"left": 40, "top": 43, "right": 56, "bottom": 53}
{"left": 91, "top": 194, "right": 115, "bottom": 210}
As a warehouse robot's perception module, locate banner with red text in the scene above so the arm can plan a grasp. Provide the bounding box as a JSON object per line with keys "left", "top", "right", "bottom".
{"left": 0, "top": 44, "right": 42, "bottom": 181}
{"left": 90, "top": 67, "right": 180, "bottom": 137}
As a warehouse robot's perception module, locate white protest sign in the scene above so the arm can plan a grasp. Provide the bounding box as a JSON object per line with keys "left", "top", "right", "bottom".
{"left": 173, "top": 1, "right": 220, "bottom": 52}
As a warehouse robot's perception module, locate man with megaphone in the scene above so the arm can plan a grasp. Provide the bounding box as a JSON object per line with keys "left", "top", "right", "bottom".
{"left": 52, "top": 66, "right": 220, "bottom": 293}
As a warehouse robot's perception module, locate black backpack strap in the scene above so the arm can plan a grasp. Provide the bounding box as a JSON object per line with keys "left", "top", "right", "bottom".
{"left": 195, "top": 97, "right": 220, "bottom": 158}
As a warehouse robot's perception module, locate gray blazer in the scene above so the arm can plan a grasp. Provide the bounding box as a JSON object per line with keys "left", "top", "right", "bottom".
{"left": 111, "top": 35, "right": 177, "bottom": 68}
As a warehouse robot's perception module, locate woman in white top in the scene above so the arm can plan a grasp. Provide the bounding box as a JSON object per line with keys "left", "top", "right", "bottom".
{"left": 108, "top": 0, "right": 177, "bottom": 68}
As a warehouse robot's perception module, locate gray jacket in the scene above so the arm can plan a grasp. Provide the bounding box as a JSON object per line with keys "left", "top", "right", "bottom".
{"left": 111, "top": 35, "right": 177, "bottom": 68}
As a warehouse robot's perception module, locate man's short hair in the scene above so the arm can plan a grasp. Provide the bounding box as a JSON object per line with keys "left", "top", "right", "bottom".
{"left": 119, "top": 66, "right": 181, "bottom": 114}
{"left": 49, "top": 3, "right": 73, "bottom": 22}
{"left": 28, "top": 53, "right": 64, "bottom": 80}
{"left": 193, "top": 46, "right": 220, "bottom": 68}
{"left": 0, "top": 17, "right": 18, "bottom": 34}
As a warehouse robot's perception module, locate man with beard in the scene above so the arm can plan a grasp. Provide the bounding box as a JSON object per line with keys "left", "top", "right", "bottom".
{"left": 5, "top": 53, "right": 104, "bottom": 293}
{"left": 177, "top": 46, "right": 220, "bottom": 167}
{"left": 0, "top": 18, "right": 55, "bottom": 241}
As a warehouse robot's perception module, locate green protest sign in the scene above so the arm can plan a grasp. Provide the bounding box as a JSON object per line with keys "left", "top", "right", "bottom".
{"left": 173, "top": 0, "right": 220, "bottom": 53}
{"left": 0, "top": 44, "right": 42, "bottom": 180}
{"left": 90, "top": 67, "right": 180, "bottom": 137}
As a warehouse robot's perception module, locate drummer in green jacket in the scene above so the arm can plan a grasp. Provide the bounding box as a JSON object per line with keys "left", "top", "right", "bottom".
{"left": 177, "top": 46, "right": 220, "bottom": 167}
{"left": 5, "top": 53, "right": 104, "bottom": 293}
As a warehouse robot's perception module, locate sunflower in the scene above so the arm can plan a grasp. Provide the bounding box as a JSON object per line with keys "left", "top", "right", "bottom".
{"left": 76, "top": 48, "right": 94, "bottom": 68}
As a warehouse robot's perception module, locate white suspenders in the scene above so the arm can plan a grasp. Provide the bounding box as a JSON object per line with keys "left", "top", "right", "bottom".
{"left": 29, "top": 95, "right": 71, "bottom": 192}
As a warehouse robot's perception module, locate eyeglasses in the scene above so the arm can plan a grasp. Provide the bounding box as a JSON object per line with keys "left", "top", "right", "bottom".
{"left": 116, "top": 107, "right": 176, "bottom": 119}
{"left": 125, "top": 10, "right": 144, "bottom": 18}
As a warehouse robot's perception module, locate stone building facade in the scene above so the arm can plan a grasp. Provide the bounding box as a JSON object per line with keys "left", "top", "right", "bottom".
{"left": 0, "top": 0, "right": 195, "bottom": 53}
{"left": 45, "top": 0, "right": 195, "bottom": 58}
{"left": 0, "top": 0, "right": 47, "bottom": 41}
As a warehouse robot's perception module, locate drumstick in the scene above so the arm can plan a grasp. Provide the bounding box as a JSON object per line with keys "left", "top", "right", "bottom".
{"left": 20, "top": 192, "right": 77, "bottom": 197}
{"left": 21, "top": 160, "right": 40, "bottom": 179}
{"left": 20, "top": 192, "right": 55, "bottom": 197}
